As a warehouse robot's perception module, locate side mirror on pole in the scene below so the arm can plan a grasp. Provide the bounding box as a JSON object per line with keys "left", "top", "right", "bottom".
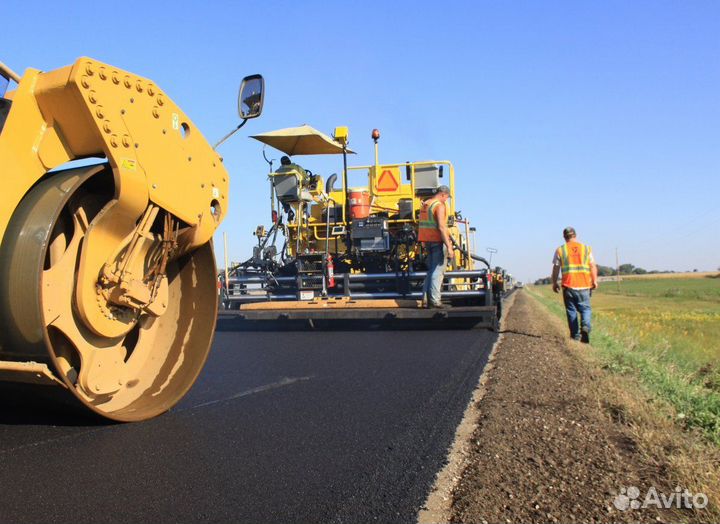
{"left": 238, "top": 74, "right": 264, "bottom": 120}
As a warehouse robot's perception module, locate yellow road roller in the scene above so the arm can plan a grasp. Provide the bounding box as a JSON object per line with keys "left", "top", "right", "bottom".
{"left": 0, "top": 58, "right": 264, "bottom": 421}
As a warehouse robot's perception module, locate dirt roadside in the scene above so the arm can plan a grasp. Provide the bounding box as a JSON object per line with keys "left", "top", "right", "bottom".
{"left": 421, "top": 290, "right": 714, "bottom": 524}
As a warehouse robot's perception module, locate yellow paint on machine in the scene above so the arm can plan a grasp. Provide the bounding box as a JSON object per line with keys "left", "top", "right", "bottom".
{"left": 0, "top": 57, "right": 242, "bottom": 421}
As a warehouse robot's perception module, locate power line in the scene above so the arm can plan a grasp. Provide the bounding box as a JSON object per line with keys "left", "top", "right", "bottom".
{"left": 631, "top": 207, "right": 720, "bottom": 249}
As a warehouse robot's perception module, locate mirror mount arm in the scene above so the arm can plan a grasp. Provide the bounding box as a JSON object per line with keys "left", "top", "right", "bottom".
{"left": 213, "top": 119, "right": 248, "bottom": 150}
{"left": 0, "top": 61, "right": 21, "bottom": 84}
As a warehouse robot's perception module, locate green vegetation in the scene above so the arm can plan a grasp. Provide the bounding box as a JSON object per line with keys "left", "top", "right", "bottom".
{"left": 597, "top": 263, "right": 654, "bottom": 276}
{"left": 528, "top": 276, "right": 720, "bottom": 445}
{"left": 600, "top": 277, "right": 720, "bottom": 303}
{"left": 534, "top": 263, "right": 700, "bottom": 285}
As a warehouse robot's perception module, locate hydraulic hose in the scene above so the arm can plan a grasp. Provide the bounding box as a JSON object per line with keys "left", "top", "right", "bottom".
{"left": 450, "top": 236, "right": 491, "bottom": 269}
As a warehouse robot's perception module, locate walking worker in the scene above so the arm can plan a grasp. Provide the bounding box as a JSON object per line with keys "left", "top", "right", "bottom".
{"left": 551, "top": 227, "right": 598, "bottom": 343}
{"left": 418, "top": 185, "right": 454, "bottom": 309}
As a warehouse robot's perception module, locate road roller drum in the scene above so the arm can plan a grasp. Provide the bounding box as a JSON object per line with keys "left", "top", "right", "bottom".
{"left": 0, "top": 57, "right": 264, "bottom": 420}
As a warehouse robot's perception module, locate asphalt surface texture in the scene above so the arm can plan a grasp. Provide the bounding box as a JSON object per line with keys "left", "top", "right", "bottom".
{"left": 0, "top": 323, "right": 496, "bottom": 524}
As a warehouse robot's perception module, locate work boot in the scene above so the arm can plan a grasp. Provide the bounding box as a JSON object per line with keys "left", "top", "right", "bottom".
{"left": 429, "top": 302, "right": 450, "bottom": 310}
{"left": 580, "top": 326, "right": 590, "bottom": 344}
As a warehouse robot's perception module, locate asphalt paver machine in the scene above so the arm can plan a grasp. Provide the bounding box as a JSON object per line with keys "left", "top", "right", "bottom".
{"left": 221, "top": 126, "right": 501, "bottom": 329}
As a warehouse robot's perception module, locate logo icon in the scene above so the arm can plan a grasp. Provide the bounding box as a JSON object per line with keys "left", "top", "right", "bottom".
{"left": 614, "top": 486, "right": 641, "bottom": 511}
{"left": 612, "top": 485, "right": 708, "bottom": 511}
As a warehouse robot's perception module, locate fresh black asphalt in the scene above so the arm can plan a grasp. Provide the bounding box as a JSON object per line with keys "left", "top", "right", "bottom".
{"left": 0, "top": 325, "right": 496, "bottom": 523}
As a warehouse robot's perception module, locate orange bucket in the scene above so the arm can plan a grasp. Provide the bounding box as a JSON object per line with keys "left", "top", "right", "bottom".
{"left": 348, "top": 189, "right": 371, "bottom": 219}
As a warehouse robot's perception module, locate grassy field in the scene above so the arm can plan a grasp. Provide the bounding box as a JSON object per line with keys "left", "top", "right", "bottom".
{"left": 528, "top": 275, "right": 720, "bottom": 445}
{"left": 610, "top": 271, "right": 718, "bottom": 280}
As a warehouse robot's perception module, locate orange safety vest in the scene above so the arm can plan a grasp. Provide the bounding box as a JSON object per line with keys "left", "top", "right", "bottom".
{"left": 557, "top": 241, "right": 593, "bottom": 289}
{"left": 418, "top": 200, "right": 443, "bottom": 242}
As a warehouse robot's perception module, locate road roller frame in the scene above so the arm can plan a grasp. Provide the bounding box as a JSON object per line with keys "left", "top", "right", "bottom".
{"left": 0, "top": 58, "right": 262, "bottom": 420}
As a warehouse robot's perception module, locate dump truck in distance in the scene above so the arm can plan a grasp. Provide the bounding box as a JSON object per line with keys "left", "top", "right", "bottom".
{"left": 0, "top": 58, "right": 264, "bottom": 421}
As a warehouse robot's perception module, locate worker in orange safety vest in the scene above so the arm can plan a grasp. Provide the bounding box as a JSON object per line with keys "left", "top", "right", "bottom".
{"left": 551, "top": 227, "right": 598, "bottom": 343}
{"left": 418, "top": 185, "right": 454, "bottom": 309}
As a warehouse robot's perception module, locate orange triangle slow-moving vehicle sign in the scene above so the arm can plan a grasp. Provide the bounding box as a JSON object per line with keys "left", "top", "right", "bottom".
{"left": 376, "top": 169, "right": 399, "bottom": 192}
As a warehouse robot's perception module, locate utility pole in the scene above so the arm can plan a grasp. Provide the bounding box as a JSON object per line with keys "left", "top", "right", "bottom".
{"left": 615, "top": 247, "right": 620, "bottom": 291}
{"left": 487, "top": 247, "right": 498, "bottom": 268}
{"left": 224, "top": 232, "right": 230, "bottom": 297}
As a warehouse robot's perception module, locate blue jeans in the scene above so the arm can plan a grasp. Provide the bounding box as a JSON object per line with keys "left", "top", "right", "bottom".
{"left": 423, "top": 243, "right": 447, "bottom": 305}
{"left": 562, "top": 287, "right": 592, "bottom": 339}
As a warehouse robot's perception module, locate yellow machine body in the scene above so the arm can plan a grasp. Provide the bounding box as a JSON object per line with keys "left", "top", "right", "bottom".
{"left": 274, "top": 159, "right": 475, "bottom": 273}
{"left": 0, "top": 58, "right": 232, "bottom": 420}
{"left": 224, "top": 125, "right": 490, "bottom": 316}
{"left": 1, "top": 57, "right": 228, "bottom": 246}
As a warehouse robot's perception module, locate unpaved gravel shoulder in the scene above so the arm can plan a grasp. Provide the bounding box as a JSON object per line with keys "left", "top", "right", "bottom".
{"left": 443, "top": 290, "right": 693, "bottom": 524}
{"left": 419, "top": 292, "right": 519, "bottom": 524}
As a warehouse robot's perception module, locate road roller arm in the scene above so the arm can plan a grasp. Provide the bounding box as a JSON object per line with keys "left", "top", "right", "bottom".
{"left": 32, "top": 58, "right": 228, "bottom": 241}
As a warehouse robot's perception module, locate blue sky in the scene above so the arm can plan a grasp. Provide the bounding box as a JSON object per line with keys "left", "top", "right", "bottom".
{"left": 4, "top": 0, "right": 718, "bottom": 282}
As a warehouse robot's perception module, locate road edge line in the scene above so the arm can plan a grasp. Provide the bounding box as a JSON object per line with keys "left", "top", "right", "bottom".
{"left": 417, "top": 290, "right": 520, "bottom": 524}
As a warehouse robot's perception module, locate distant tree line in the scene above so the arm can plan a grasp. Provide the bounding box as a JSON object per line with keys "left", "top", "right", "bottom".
{"left": 534, "top": 263, "right": 679, "bottom": 285}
